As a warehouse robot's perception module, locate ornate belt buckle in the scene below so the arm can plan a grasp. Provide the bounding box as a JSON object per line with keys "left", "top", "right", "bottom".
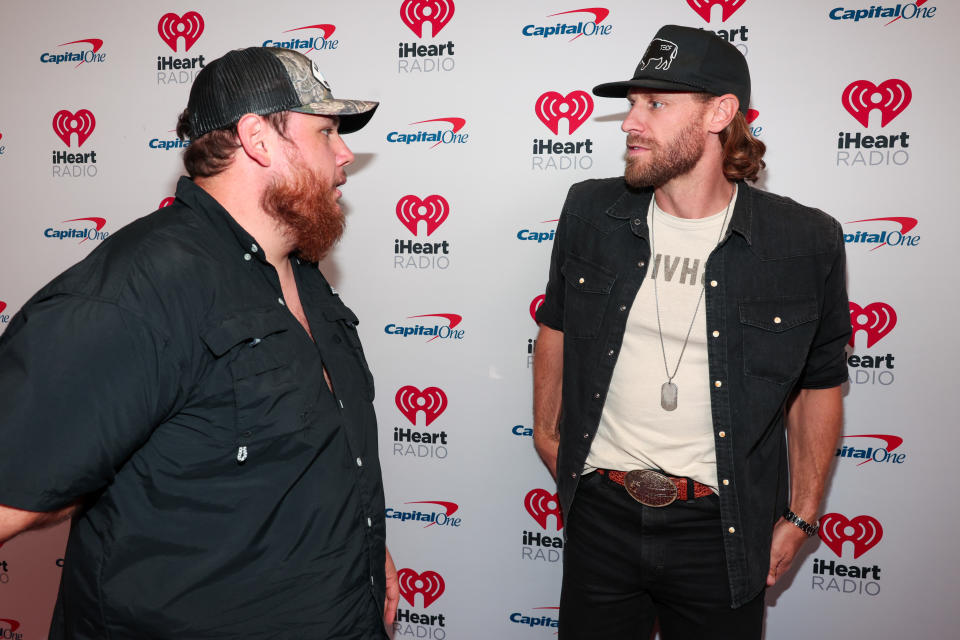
{"left": 623, "top": 470, "right": 677, "bottom": 507}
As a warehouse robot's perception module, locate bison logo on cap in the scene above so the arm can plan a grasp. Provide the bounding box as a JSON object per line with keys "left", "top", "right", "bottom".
{"left": 640, "top": 38, "right": 678, "bottom": 71}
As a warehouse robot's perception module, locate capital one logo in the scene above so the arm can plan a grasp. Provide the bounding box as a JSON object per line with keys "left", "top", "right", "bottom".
{"left": 0, "top": 619, "right": 22, "bottom": 634}
{"left": 396, "top": 386, "right": 448, "bottom": 426}
{"left": 535, "top": 91, "right": 593, "bottom": 135}
{"left": 397, "top": 195, "right": 449, "bottom": 236}
{"left": 400, "top": 0, "right": 455, "bottom": 38}
{"left": 819, "top": 513, "right": 883, "bottom": 558}
{"left": 849, "top": 302, "right": 896, "bottom": 348}
{"left": 687, "top": 0, "right": 748, "bottom": 22}
{"left": 52, "top": 110, "right": 95, "bottom": 147}
{"left": 530, "top": 295, "right": 545, "bottom": 322}
{"left": 524, "top": 488, "right": 564, "bottom": 531}
{"left": 397, "top": 568, "right": 446, "bottom": 608}
{"left": 842, "top": 79, "right": 911, "bottom": 128}
{"left": 157, "top": 12, "right": 204, "bottom": 52}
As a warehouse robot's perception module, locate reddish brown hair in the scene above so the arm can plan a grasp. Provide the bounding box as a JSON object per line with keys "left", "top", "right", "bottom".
{"left": 175, "top": 109, "right": 290, "bottom": 178}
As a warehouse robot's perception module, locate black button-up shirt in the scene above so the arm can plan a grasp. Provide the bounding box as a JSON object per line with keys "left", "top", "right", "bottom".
{"left": 536, "top": 178, "right": 850, "bottom": 607}
{"left": 0, "top": 177, "right": 386, "bottom": 638}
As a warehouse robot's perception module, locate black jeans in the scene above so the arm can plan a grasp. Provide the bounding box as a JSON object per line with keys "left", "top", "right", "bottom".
{"left": 559, "top": 472, "right": 764, "bottom": 640}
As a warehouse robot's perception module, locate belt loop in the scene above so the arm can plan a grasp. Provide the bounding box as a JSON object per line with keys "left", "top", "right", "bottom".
{"left": 684, "top": 477, "right": 693, "bottom": 501}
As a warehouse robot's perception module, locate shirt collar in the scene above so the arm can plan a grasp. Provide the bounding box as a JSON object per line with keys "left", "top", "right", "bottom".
{"left": 173, "top": 176, "right": 271, "bottom": 265}
{"left": 604, "top": 178, "right": 753, "bottom": 246}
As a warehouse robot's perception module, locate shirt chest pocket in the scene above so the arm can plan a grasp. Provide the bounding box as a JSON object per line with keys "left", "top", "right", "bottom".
{"left": 739, "top": 297, "right": 820, "bottom": 384}
{"left": 202, "top": 308, "right": 308, "bottom": 445}
{"left": 561, "top": 256, "right": 617, "bottom": 339}
{"left": 322, "top": 305, "right": 375, "bottom": 402}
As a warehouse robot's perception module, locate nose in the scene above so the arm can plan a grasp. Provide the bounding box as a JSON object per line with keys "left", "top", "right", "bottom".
{"left": 336, "top": 135, "right": 355, "bottom": 167}
{"left": 621, "top": 101, "right": 646, "bottom": 135}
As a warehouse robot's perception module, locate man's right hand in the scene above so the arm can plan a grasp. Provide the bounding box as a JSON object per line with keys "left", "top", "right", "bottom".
{"left": 532, "top": 325, "right": 564, "bottom": 481}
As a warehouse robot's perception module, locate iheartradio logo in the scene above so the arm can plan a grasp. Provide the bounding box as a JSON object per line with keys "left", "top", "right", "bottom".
{"left": 535, "top": 91, "right": 593, "bottom": 135}
{"left": 52, "top": 109, "right": 95, "bottom": 147}
{"left": 397, "top": 568, "right": 446, "bottom": 608}
{"left": 842, "top": 79, "right": 911, "bottom": 128}
{"left": 524, "top": 488, "right": 563, "bottom": 531}
{"left": 400, "top": 0, "right": 455, "bottom": 38}
{"left": 158, "top": 12, "right": 205, "bottom": 52}
{"left": 687, "top": 0, "right": 748, "bottom": 22}
{"left": 396, "top": 195, "right": 449, "bottom": 236}
{"left": 849, "top": 302, "right": 896, "bottom": 348}
{"left": 530, "top": 295, "right": 545, "bottom": 322}
{"left": 819, "top": 513, "right": 883, "bottom": 558}
{"left": 395, "top": 386, "right": 448, "bottom": 426}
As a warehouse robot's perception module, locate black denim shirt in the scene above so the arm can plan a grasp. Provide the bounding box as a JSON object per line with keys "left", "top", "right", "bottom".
{"left": 536, "top": 178, "right": 850, "bottom": 607}
{"left": 0, "top": 178, "right": 386, "bottom": 638}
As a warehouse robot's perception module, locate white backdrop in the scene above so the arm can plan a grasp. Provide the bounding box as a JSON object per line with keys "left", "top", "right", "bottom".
{"left": 1, "top": 1, "right": 958, "bottom": 638}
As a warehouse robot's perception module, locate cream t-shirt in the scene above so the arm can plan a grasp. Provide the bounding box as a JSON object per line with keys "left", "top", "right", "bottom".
{"left": 583, "top": 188, "right": 736, "bottom": 491}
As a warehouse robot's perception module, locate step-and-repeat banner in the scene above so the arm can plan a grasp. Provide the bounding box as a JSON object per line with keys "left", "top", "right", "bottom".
{"left": 1, "top": 1, "right": 957, "bottom": 638}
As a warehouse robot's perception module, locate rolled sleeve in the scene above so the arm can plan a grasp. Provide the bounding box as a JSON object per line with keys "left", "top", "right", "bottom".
{"left": 0, "top": 295, "right": 179, "bottom": 511}
{"left": 798, "top": 221, "right": 851, "bottom": 389}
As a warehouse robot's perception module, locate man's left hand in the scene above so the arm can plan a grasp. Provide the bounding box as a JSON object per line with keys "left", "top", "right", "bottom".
{"left": 767, "top": 518, "right": 811, "bottom": 586}
{"left": 384, "top": 546, "right": 399, "bottom": 625}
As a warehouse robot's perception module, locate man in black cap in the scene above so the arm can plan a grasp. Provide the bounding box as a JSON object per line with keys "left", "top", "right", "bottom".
{"left": 0, "top": 47, "right": 397, "bottom": 638}
{"left": 533, "top": 25, "right": 850, "bottom": 638}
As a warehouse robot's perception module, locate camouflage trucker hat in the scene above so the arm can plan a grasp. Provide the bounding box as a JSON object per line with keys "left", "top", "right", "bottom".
{"left": 592, "top": 24, "right": 750, "bottom": 114}
{"left": 185, "top": 47, "right": 378, "bottom": 138}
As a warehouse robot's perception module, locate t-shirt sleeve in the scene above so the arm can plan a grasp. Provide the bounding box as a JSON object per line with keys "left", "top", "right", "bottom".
{"left": 534, "top": 189, "right": 571, "bottom": 332}
{"left": 0, "top": 294, "right": 181, "bottom": 511}
{"left": 798, "top": 221, "right": 851, "bottom": 389}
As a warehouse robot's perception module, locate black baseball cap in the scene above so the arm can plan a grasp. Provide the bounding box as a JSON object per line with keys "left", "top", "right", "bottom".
{"left": 593, "top": 25, "right": 750, "bottom": 114}
{"left": 185, "top": 47, "right": 378, "bottom": 139}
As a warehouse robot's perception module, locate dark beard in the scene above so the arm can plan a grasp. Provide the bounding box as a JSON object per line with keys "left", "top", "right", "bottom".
{"left": 261, "top": 160, "right": 345, "bottom": 263}
{"left": 624, "top": 118, "right": 707, "bottom": 188}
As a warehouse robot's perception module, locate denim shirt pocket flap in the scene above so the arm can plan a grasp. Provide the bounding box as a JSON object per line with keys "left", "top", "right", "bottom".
{"left": 739, "top": 297, "right": 819, "bottom": 333}
{"left": 561, "top": 257, "right": 616, "bottom": 294}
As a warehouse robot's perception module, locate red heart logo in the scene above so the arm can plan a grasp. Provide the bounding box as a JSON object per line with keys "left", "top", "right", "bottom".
{"left": 841, "top": 79, "right": 912, "bottom": 128}
{"left": 849, "top": 302, "right": 897, "bottom": 348}
{"left": 524, "top": 488, "right": 564, "bottom": 531}
{"left": 157, "top": 12, "right": 205, "bottom": 52}
{"left": 818, "top": 513, "right": 883, "bottom": 558}
{"left": 535, "top": 91, "right": 594, "bottom": 135}
{"left": 397, "top": 569, "right": 446, "bottom": 608}
{"left": 687, "top": 0, "right": 748, "bottom": 22}
{"left": 400, "top": 0, "right": 455, "bottom": 38}
{"left": 396, "top": 195, "right": 450, "bottom": 236}
{"left": 395, "top": 386, "right": 448, "bottom": 426}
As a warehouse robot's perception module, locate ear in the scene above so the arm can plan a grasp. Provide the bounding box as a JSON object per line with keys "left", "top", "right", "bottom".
{"left": 236, "top": 113, "right": 272, "bottom": 168}
{"left": 706, "top": 94, "right": 739, "bottom": 134}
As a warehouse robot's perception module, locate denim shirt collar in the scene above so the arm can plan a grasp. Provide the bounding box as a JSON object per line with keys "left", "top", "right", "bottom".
{"left": 604, "top": 179, "right": 753, "bottom": 246}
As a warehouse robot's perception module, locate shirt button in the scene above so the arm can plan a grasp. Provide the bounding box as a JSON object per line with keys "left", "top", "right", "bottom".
{"left": 243, "top": 253, "right": 252, "bottom": 261}
{"left": 774, "top": 316, "right": 782, "bottom": 324}
{"left": 370, "top": 575, "right": 375, "bottom": 585}
{"left": 619, "top": 304, "right": 627, "bottom": 312}
{"left": 723, "top": 479, "right": 730, "bottom": 486}
{"left": 250, "top": 243, "right": 259, "bottom": 253}
{"left": 719, "top": 431, "right": 726, "bottom": 438}
{"left": 593, "top": 393, "right": 600, "bottom": 399}
{"left": 583, "top": 432, "right": 589, "bottom": 438}
{"left": 712, "top": 330, "right": 720, "bottom": 338}
{"left": 571, "top": 472, "right": 577, "bottom": 478}
{"left": 637, "top": 261, "right": 645, "bottom": 268}
{"left": 578, "top": 277, "right": 585, "bottom": 284}
{"left": 356, "top": 457, "right": 363, "bottom": 467}
{"left": 714, "top": 380, "right": 722, "bottom": 388}
{"left": 728, "top": 526, "right": 736, "bottom": 534}
{"left": 278, "top": 298, "right": 285, "bottom": 306}
{"left": 710, "top": 280, "right": 718, "bottom": 287}
{"left": 607, "top": 349, "right": 615, "bottom": 356}
{"left": 367, "top": 517, "right": 372, "bottom": 527}
{"left": 632, "top": 218, "right": 642, "bottom": 226}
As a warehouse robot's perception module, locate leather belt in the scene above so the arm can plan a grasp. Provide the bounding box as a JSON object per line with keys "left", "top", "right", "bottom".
{"left": 597, "top": 469, "right": 714, "bottom": 507}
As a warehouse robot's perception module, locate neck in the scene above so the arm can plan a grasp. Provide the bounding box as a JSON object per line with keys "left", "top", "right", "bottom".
{"left": 653, "top": 147, "right": 734, "bottom": 220}
{"left": 194, "top": 173, "right": 296, "bottom": 269}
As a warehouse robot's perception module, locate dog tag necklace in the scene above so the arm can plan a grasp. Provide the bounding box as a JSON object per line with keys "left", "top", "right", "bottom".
{"left": 648, "top": 189, "right": 733, "bottom": 411}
